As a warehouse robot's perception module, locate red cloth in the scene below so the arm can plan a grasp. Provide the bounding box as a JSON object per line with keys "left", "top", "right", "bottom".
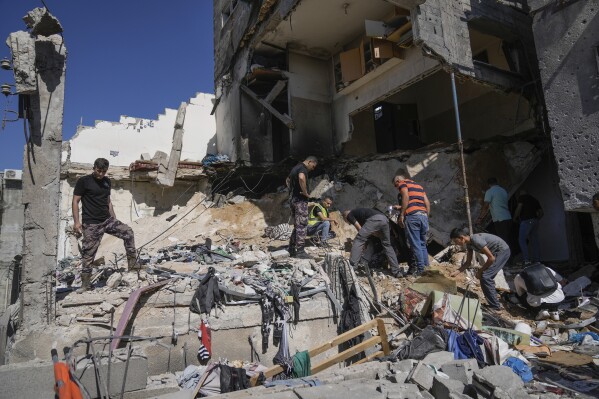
{"left": 200, "top": 320, "right": 212, "bottom": 355}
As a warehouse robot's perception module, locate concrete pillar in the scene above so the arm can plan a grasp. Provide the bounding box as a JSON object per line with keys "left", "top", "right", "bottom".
{"left": 6, "top": 8, "right": 66, "bottom": 328}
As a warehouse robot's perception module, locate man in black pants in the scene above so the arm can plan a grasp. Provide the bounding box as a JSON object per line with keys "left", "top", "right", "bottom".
{"left": 286, "top": 156, "right": 318, "bottom": 258}
{"left": 343, "top": 208, "right": 401, "bottom": 278}
{"left": 72, "top": 158, "right": 138, "bottom": 293}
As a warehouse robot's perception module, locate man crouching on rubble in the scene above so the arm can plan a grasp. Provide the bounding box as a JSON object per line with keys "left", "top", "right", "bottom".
{"left": 343, "top": 208, "right": 402, "bottom": 278}
{"left": 449, "top": 227, "right": 510, "bottom": 311}
{"left": 72, "top": 158, "right": 138, "bottom": 293}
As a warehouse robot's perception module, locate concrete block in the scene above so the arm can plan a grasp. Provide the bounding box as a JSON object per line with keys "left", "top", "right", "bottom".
{"left": 431, "top": 376, "right": 465, "bottom": 399}
{"left": 271, "top": 250, "right": 290, "bottom": 260}
{"left": 422, "top": 351, "right": 455, "bottom": 370}
{"left": 376, "top": 380, "right": 421, "bottom": 398}
{"left": 387, "top": 371, "right": 409, "bottom": 384}
{"left": 408, "top": 361, "right": 435, "bottom": 390}
{"left": 140, "top": 153, "right": 152, "bottom": 160}
{"left": 335, "top": 361, "right": 390, "bottom": 381}
{"left": 472, "top": 365, "right": 524, "bottom": 393}
{"left": 440, "top": 359, "right": 478, "bottom": 384}
{"left": 0, "top": 360, "right": 55, "bottom": 399}
{"left": 227, "top": 195, "right": 246, "bottom": 204}
{"left": 391, "top": 359, "right": 417, "bottom": 373}
{"left": 76, "top": 353, "right": 148, "bottom": 397}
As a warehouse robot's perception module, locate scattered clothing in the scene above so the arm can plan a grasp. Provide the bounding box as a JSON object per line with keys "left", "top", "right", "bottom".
{"left": 190, "top": 267, "right": 221, "bottom": 314}
{"left": 198, "top": 320, "right": 212, "bottom": 360}
{"left": 503, "top": 357, "right": 533, "bottom": 383}
{"left": 398, "top": 325, "right": 448, "bottom": 361}
{"left": 292, "top": 351, "right": 311, "bottom": 378}
{"left": 264, "top": 223, "right": 293, "bottom": 241}
{"left": 220, "top": 365, "right": 250, "bottom": 393}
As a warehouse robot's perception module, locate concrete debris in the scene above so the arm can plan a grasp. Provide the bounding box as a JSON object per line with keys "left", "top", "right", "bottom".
{"left": 23, "top": 7, "right": 63, "bottom": 36}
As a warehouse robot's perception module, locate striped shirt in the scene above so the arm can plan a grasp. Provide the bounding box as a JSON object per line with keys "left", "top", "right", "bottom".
{"left": 397, "top": 179, "right": 428, "bottom": 215}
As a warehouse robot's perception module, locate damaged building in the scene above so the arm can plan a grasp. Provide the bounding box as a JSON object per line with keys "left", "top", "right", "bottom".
{"left": 0, "top": 2, "right": 598, "bottom": 399}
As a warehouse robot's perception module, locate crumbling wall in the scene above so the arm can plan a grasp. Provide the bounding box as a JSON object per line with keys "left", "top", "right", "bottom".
{"left": 412, "top": 0, "right": 473, "bottom": 73}
{"left": 0, "top": 174, "right": 24, "bottom": 311}
{"left": 67, "top": 93, "right": 215, "bottom": 167}
{"left": 530, "top": 1, "right": 599, "bottom": 210}
{"left": 327, "top": 141, "right": 541, "bottom": 245}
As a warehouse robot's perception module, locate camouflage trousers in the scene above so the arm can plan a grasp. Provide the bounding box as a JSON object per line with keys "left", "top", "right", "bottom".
{"left": 289, "top": 198, "right": 308, "bottom": 250}
{"left": 81, "top": 217, "right": 136, "bottom": 273}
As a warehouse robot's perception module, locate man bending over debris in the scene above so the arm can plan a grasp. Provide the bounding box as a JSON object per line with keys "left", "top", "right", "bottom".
{"left": 286, "top": 155, "right": 318, "bottom": 258}
{"left": 450, "top": 227, "right": 510, "bottom": 311}
{"left": 72, "top": 158, "right": 138, "bottom": 293}
{"left": 511, "top": 263, "right": 566, "bottom": 320}
{"left": 307, "top": 196, "right": 337, "bottom": 245}
{"left": 343, "top": 208, "right": 401, "bottom": 278}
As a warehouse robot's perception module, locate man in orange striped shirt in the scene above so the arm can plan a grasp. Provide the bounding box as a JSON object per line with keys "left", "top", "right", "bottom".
{"left": 393, "top": 174, "right": 431, "bottom": 276}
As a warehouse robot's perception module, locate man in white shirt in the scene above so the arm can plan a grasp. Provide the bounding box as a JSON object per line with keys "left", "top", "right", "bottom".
{"left": 513, "top": 263, "right": 566, "bottom": 314}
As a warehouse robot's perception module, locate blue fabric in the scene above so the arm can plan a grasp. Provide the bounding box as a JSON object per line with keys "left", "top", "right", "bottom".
{"left": 202, "top": 154, "right": 230, "bottom": 166}
{"left": 484, "top": 185, "right": 511, "bottom": 222}
{"left": 569, "top": 332, "right": 599, "bottom": 344}
{"left": 446, "top": 330, "right": 469, "bottom": 360}
{"left": 404, "top": 213, "right": 429, "bottom": 271}
{"left": 503, "top": 357, "right": 533, "bottom": 383}
{"left": 456, "top": 329, "right": 486, "bottom": 368}
{"left": 519, "top": 219, "right": 540, "bottom": 262}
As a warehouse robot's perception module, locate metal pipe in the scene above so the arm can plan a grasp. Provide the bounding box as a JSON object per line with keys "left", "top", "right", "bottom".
{"left": 450, "top": 71, "right": 474, "bottom": 234}
{"left": 120, "top": 327, "right": 135, "bottom": 399}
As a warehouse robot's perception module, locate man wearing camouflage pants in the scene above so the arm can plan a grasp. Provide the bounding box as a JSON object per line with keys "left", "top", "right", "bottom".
{"left": 72, "top": 158, "right": 138, "bottom": 293}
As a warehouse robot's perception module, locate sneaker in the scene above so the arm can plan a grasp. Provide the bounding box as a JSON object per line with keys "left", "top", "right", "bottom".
{"left": 535, "top": 309, "right": 550, "bottom": 321}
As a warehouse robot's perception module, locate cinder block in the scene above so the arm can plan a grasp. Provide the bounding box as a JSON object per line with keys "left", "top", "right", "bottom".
{"left": 390, "top": 359, "right": 417, "bottom": 373}
{"left": 431, "top": 376, "right": 465, "bottom": 399}
{"left": 440, "top": 359, "right": 479, "bottom": 384}
{"left": 0, "top": 360, "right": 55, "bottom": 399}
{"left": 408, "top": 361, "right": 435, "bottom": 390}
{"left": 473, "top": 365, "right": 523, "bottom": 394}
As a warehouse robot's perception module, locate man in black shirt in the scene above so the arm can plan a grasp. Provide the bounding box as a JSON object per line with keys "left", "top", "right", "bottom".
{"left": 513, "top": 190, "right": 543, "bottom": 265}
{"left": 72, "top": 158, "right": 138, "bottom": 293}
{"left": 343, "top": 208, "right": 401, "bottom": 277}
{"left": 286, "top": 156, "right": 318, "bottom": 258}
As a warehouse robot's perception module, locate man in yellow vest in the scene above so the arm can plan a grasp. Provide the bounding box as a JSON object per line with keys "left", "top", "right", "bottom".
{"left": 307, "top": 196, "right": 337, "bottom": 245}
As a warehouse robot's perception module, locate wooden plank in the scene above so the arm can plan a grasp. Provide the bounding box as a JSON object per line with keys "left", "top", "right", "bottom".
{"left": 264, "top": 80, "right": 286, "bottom": 104}
{"left": 354, "top": 350, "right": 384, "bottom": 365}
{"left": 311, "top": 335, "right": 382, "bottom": 375}
{"left": 249, "top": 318, "right": 384, "bottom": 387}
{"left": 377, "top": 318, "right": 391, "bottom": 356}
{"left": 240, "top": 85, "right": 295, "bottom": 129}
{"left": 307, "top": 319, "right": 379, "bottom": 358}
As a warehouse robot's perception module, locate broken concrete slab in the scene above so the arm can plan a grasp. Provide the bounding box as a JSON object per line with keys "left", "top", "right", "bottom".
{"left": 422, "top": 351, "right": 454, "bottom": 370}
{"left": 440, "top": 359, "right": 478, "bottom": 385}
{"left": 5, "top": 31, "right": 37, "bottom": 94}
{"left": 472, "top": 365, "right": 524, "bottom": 397}
{"left": 408, "top": 361, "right": 436, "bottom": 390}
{"left": 0, "top": 360, "right": 55, "bottom": 398}
{"left": 76, "top": 350, "right": 148, "bottom": 397}
{"left": 227, "top": 195, "right": 246, "bottom": 204}
{"left": 157, "top": 102, "right": 187, "bottom": 187}
{"left": 390, "top": 359, "right": 417, "bottom": 373}
{"left": 23, "top": 7, "right": 63, "bottom": 36}
{"left": 271, "top": 249, "right": 290, "bottom": 260}
{"left": 431, "top": 376, "right": 465, "bottom": 399}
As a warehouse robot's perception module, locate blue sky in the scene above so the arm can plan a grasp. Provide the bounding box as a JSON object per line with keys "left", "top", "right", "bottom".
{"left": 0, "top": 0, "right": 214, "bottom": 170}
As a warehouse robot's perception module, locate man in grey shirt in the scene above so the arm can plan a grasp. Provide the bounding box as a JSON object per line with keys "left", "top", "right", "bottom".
{"left": 449, "top": 228, "right": 510, "bottom": 310}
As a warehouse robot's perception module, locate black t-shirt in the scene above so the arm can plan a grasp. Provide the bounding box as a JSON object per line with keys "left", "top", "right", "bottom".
{"left": 74, "top": 174, "right": 112, "bottom": 224}
{"left": 518, "top": 194, "right": 541, "bottom": 220}
{"left": 288, "top": 163, "right": 309, "bottom": 200}
{"left": 347, "top": 208, "right": 381, "bottom": 226}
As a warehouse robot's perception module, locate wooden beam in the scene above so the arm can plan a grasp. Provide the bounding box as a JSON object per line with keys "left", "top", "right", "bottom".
{"left": 307, "top": 318, "right": 379, "bottom": 358}
{"left": 264, "top": 80, "right": 287, "bottom": 104}
{"left": 311, "top": 336, "right": 382, "bottom": 374}
{"left": 240, "top": 84, "right": 295, "bottom": 129}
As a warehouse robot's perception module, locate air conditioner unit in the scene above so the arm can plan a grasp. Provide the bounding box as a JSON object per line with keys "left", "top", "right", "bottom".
{"left": 3, "top": 169, "right": 22, "bottom": 181}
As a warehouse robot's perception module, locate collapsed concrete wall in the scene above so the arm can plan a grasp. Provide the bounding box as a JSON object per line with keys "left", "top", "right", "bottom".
{"left": 65, "top": 93, "right": 216, "bottom": 167}
{"left": 530, "top": 1, "right": 599, "bottom": 210}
